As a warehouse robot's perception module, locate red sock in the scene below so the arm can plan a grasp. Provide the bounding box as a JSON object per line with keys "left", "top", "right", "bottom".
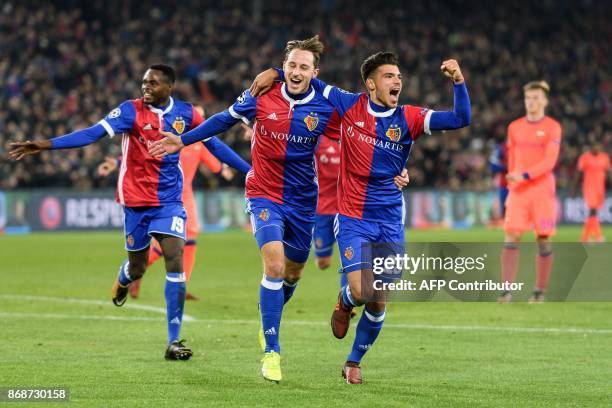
{"left": 147, "top": 240, "right": 163, "bottom": 267}
{"left": 591, "top": 216, "right": 602, "bottom": 240}
{"left": 183, "top": 240, "right": 197, "bottom": 282}
{"left": 501, "top": 247, "right": 520, "bottom": 284}
{"left": 535, "top": 252, "right": 553, "bottom": 291}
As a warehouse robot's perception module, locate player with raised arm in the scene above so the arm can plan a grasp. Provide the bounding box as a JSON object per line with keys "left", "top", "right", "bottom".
{"left": 149, "top": 37, "right": 409, "bottom": 382}
{"left": 573, "top": 141, "right": 610, "bottom": 242}
{"left": 498, "top": 81, "right": 562, "bottom": 304}
{"left": 251, "top": 53, "right": 470, "bottom": 383}
{"left": 9, "top": 64, "right": 250, "bottom": 360}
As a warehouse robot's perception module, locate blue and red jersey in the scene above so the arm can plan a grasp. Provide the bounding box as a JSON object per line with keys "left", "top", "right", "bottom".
{"left": 99, "top": 97, "right": 203, "bottom": 207}
{"left": 182, "top": 82, "right": 338, "bottom": 210}
{"left": 310, "top": 78, "right": 432, "bottom": 223}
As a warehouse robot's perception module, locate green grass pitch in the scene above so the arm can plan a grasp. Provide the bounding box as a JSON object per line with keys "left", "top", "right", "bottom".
{"left": 1, "top": 226, "right": 611, "bottom": 407}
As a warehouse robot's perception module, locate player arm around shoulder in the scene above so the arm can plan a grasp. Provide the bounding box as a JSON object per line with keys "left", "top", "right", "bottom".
{"left": 427, "top": 59, "right": 471, "bottom": 132}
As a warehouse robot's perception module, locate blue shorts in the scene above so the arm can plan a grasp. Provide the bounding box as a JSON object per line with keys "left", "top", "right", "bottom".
{"left": 334, "top": 214, "right": 404, "bottom": 274}
{"left": 313, "top": 214, "right": 336, "bottom": 257}
{"left": 246, "top": 197, "right": 315, "bottom": 264}
{"left": 123, "top": 203, "right": 186, "bottom": 252}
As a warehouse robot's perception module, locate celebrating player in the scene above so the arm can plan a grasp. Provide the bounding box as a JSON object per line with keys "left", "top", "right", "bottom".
{"left": 573, "top": 142, "right": 610, "bottom": 242}
{"left": 149, "top": 37, "right": 409, "bottom": 382}
{"left": 251, "top": 53, "right": 470, "bottom": 383}
{"left": 149, "top": 37, "right": 338, "bottom": 382}
{"left": 498, "top": 80, "right": 562, "bottom": 303}
{"left": 97, "top": 119, "right": 241, "bottom": 301}
{"left": 9, "top": 64, "right": 250, "bottom": 360}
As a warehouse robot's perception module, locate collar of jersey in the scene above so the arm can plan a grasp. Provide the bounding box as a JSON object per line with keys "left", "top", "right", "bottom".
{"left": 281, "top": 83, "right": 315, "bottom": 106}
{"left": 147, "top": 96, "right": 174, "bottom": 116}
{"left": 367, "top": 98, "right": 396, "bottom": 117}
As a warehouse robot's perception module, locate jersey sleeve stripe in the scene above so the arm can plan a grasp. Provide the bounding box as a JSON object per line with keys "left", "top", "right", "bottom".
{"left": 323, "top": 85, "right": 333, "bottom": 99}
{"left": 98, "top": 119, "right": 115, "bottom": 138}
{"left": 424, "top": 110, "right": 434, "bottom": 135}
{"left": 228, "top": 105, "right": 249, "bottom": 123}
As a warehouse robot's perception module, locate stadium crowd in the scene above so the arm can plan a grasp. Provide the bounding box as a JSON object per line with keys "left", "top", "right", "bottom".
{"left": 0, "top": 0, "right": 609, "bottom": 191}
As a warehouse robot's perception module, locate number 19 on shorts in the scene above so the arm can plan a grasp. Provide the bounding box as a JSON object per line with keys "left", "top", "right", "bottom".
{"left": 171, "top": 217, "right": 184, "bottom": 234}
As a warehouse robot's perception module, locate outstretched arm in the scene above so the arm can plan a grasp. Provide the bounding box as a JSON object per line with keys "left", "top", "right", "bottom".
{"left": 428, "top": 60, "right": 471, "bottom": 132}
{"left": 149, "top": 90, "right": 257, "bottom": 157}
{"left": 9, "top": 124, "right": 108, "bottom": 160}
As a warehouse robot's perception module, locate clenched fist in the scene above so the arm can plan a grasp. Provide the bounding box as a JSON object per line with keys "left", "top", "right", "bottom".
{"left": 440, "top": 59, "right": 464, "bottom": 84}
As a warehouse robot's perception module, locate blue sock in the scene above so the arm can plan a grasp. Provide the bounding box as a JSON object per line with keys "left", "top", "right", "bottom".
{"left": 117, "top": 260, "right": 133, "bottom": 286}
{"left": 347, "top": 307, "right": 385, "bottom": 363}
{"left": 165, "top": 272, "right": 186, "bottom": 344}
{"left": 339, "top": 270, "right": 348, "bottom": 289}
{"left": 341, "top": 284, "right": 362, "bottom": 308}
{"left": 260, "top": 275, "right": 284, "bottom": 353}
{"left": 283, "top": 280, "right": 297, "bottom": 304}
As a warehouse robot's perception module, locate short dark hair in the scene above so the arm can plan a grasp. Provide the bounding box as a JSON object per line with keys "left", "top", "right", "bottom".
{"left": 148, "top": 64, "right": 175, "bottom": 84}
{"left": 284, "top": 35, "right": 324, "bottom": 68}
{"left": 360, "top": 52, "right": 400, "bottom": 84}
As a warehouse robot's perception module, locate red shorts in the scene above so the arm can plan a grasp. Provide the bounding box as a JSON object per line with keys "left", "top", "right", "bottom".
{"left": 504, "top": 190, "right": 556, "bottom": 236}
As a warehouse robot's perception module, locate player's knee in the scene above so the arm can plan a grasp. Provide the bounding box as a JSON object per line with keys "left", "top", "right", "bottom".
{"left": 264, "top": 260, "right": 285, "bottom": 279}
{"left": 316, "top": 257, "right": 331, "bottom": 270}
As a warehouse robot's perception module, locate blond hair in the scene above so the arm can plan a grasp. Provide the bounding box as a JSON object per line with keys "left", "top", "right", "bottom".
{"left": 523, "top": 80, "right": 550, "bottom": 95}
{"left": 284, "top": 35, "right": 324, "bottom": 68}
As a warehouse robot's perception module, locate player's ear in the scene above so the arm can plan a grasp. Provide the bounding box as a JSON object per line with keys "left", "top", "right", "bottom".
{"left": 313, "top": 68, "right": 319, "bottom": 78}
{"left": 366, "top": 77, "right": 376, "bottom": 92}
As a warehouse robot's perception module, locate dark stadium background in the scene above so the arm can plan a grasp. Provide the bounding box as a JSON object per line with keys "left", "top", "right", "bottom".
{"left": 1, "top": 0, "right": 609, "bottom": 190}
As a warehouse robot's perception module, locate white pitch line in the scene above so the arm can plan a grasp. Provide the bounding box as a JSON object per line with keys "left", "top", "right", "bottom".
{"left": 0, "top": 311, "right": 164, "bottom": 322}
{"left": 0, "top": 294, "right": 195, "bottom": 322}
{"left": 192, "top": 318, "right": 612, "bottom": 335}
{"left": 2, "top": 295, "right": 611, "bottom": 335}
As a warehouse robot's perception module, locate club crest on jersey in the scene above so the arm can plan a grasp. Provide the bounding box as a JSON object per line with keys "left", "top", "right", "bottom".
{"left": 172, "top": 117, "right": 186, "bottom": 134}
{"left": 259, "top": 209, "right": 270, "bottom": 222}
{"left": 385, "top": 124, "right": 401, "bottom": 142}
{"left": 304, "top": 113, "right": 319, "bottom": 131}
{"left": 344, "top": 246, "right": 354, "bottom": 261}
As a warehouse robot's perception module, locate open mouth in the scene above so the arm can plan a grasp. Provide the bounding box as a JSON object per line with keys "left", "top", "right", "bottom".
{"left": 390, "top": 89, "right": 400, "bottom": 97}
{"left": 289, "top": 77, "right": 302, "bottom": 86}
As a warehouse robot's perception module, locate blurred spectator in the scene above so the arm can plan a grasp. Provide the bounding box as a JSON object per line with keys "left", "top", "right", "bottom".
{"left": 1, "top": 0, "right": 609, "bottom": 191}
